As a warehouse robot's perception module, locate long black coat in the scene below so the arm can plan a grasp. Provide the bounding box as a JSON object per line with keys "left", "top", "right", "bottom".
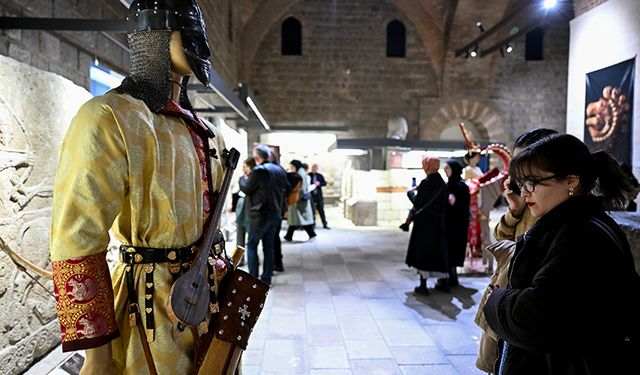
{"left": 484, "top": 196, "right": 640, "bottom": 375}
{"left": 405, "top": 172, "right": 448, "bottom": 273}
{"left": 445, "top": 178, "right": 470, "bottom": 267}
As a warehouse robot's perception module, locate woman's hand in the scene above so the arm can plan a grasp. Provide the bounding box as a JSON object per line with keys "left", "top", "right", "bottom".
{"left": 79, "top": 344, "right": 118, "bottom": 375}
{"left": 503, "top": 178, "right": 525, "bottom": 218}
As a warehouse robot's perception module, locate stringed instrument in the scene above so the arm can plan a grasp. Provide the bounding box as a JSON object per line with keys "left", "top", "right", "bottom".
{"left": 167, "top": 147, "right": 240, "bottom": 329}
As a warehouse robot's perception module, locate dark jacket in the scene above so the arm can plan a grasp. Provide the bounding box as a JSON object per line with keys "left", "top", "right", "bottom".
{"left": 484, "top": 195, "right": 640, "bottom": 375}
{"left": 446, "top": 174, "right": 470, "bottom": 267}
{"left": 308, "top": 172, "right": 327, "bottom": 201}
{"left": 239, "top": 161, "right": 288, "bottom": 229}
{"left": 405, "top": 172, "right": 448, "bottom": 273}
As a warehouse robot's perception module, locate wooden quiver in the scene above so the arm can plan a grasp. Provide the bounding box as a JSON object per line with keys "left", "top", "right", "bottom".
{"left": 193, "top": 268, "right": 270, "bottom": 375}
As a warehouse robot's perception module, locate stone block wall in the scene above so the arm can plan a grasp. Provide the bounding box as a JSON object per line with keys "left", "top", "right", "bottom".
{"left": 248, "top": 0, "right": 438, "bottom": 139}
{"left": 0, "top": 0, "right": 242, "bottom": 90}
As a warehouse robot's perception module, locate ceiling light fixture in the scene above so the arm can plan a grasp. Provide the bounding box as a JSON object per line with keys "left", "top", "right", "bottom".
{"left": 506, "top": 44, "right": 513, "bottom": 54}
{"left": 476, "top": 21, "right": 485, "bottom": 33}
{"left": 470, "top": 47, "right": 478, "bottom": 58}
{"left": 543, "top": 0, "right": 557, "bottom": 9}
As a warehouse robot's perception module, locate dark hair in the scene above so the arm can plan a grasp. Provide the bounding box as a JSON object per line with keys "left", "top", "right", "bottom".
{"left": 509, "top": 134, "right": 633, "bottom": 209}
{"left": 463, "top": 151, "right": 480, "bottom": 163}
{"left": 513, "top": 128, "right": 558, "bottom": 149}
{"left": 301, "top": 163, "right": 308, "bottom": 170}
{"left": 445, "top": 159, "right": 463, "bottom": 181}
{"left": 254, "top": 144, "right": 270, "bottom": 161}
{"left": 290, "top": 159, "right": 302, "bottom": 171}
{"left": 244, "top": 157, "right": 256, "bottom": 169}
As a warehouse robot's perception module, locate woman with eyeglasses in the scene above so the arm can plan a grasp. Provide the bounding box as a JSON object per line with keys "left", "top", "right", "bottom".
{"left": 484, "top": 134, "right": 640, "bottom": 375}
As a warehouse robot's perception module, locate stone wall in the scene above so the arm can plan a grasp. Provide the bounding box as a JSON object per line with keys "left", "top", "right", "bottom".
{"left": 248, "top": 0, "right": 438, "bottom": 139}
{"left": 0, "top": 55, "right": 92, "bottom": 375}
{"left": 573, "top": 0, "right": 610, "bottom": 17}
{"left": 248, "top": 0, "right": 571, "bottom": 148}
{"left": 0, "top": 0, "right": 242, "bottom": 90}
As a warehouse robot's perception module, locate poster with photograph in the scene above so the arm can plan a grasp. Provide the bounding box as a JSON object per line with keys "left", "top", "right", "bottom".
{"left": 584, "top": 58, "right": 635, "bottom": 165}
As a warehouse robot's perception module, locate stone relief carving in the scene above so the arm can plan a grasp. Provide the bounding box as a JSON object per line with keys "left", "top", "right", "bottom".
{"left": 0, "top": 55, "right": 93, "bottom": 374}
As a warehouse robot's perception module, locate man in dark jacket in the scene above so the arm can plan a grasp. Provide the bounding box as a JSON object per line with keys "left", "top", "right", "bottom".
{"left": 240, "top": 144, "right": 288, "bottom": 285}
{"left": 308, "top": 163, "right": 330, "bottom": 229}
{"left": 405, "top": 156, "right": 449, "bottom": 295}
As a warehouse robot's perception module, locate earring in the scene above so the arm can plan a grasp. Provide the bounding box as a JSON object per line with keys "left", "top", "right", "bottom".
{"left": 568, "top": 187, "right": 574, "bottom": 196}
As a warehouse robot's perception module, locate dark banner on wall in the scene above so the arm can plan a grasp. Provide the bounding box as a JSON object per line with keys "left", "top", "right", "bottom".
{"left": 584, "top": 58, "right": 635, "bottom": 166}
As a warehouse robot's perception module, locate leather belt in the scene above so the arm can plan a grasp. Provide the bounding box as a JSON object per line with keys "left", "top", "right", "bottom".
{"left": 119, "top": 244, "right": 197, "bottom": 265}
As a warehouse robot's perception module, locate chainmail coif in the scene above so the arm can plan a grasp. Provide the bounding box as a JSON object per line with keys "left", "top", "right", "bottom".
{"left": 115, "top": 30, "right": 174, "bottom": 113}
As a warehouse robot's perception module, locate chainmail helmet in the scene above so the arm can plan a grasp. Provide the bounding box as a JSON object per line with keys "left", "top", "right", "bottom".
{"left": 115, "top": 0, "right": 212, "bottom": 112}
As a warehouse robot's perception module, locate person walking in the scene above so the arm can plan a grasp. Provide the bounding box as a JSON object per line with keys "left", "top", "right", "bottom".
{"left": 240, "top": 144, "right": 288, "bottom": 285}
{"left": 484, "top": 134, "right": 640, "bottom": 374}
{"left": 284, "top": 160, "right": 317, "bottom": 241}
{"left": 435, "top": 159, "right": 470, "bottom": 291}
{"left": 234, "top": 157, "right": 256, "bottom": 266}
{"left": 309, "top": 163, "right": 330, "bottom": 229}
{"left": 405, "top": 156, "right": 449, "bottom": 295}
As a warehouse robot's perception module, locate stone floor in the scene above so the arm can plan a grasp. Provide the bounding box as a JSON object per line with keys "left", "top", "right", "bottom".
{"left": 27, "top": 208, "right": 491, "bottom": 375}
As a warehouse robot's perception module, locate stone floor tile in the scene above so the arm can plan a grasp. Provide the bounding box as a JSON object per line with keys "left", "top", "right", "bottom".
{"left": 389, "top": 346, "right": 449, "bottom": 365}
{"left": 377, "top": 320, "right": 436, "bottom": 346}
{"left": 344, "top": 339, "right": 392, "bottom": 359}
{"left": 324, "top": 265, "right": 354, "bottom": 283}
{"left": 426, "top": 325, "right": 480, "bottom": 355}
{"left": 366, "top": 298, "right": 416, "bottom": 320}
{"left": 446, "top": 355, "right": 486, "bottom": 375}
{"left": 310, "top": 370, "right": 353, "bottom": 375}
{"left": 242, "top": 348, "right": 263, "bottom": 366}
{"left": 309, "top": 345, "right": 350, "bottom": 369}
{"left": 306, "top": 302, "right": 338, "bottom": 325}
{"left": 338, "top": 314, "right": 383, "bottom": 340}
{"left": 304, "top": 280, "right": 331, "bottom": 293}
{"left": 333, "top": 295, "right": 370, "bottom": 316}
{"left": 399, "top": 364, "right": 460, "bottom": 375}
{"left": 307, "top": 324, "right": 344, "bottom": 346}
{"left": 357, "top": 281, "right": 398, "bottom": 298}
{"left": 262, "top": 339, "right": 308, "bottom": 373}
{"left": 271, "top": 292, "right": 305, "bottom": 315}
{"left": 328, "top": 282, "right": 361, "bottom": 296}
{"left": 350, "top": 359, "right": 402, "bottom": 375}
{"left": 267, "top": 314, "right": 307, "bottom": 339}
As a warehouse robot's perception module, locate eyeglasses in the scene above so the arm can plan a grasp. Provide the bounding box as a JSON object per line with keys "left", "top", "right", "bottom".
{"left": 516, "top": 175, "right": 559, "bottom": 193}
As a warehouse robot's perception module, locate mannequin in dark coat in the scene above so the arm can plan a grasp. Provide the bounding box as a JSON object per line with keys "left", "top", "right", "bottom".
{"left": 437, "top": 159, "right": 470, "bottom": 289}
{"left": 405, "top": 156, "right": 449, "bottom": 295}
{"left": 484, "top": 134, "right": 640, "bottom": 375}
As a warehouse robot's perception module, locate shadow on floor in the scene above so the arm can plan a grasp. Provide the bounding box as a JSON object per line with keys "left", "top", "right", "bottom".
{"left": 403, "top": 285, "right": 479, "bottom": 321}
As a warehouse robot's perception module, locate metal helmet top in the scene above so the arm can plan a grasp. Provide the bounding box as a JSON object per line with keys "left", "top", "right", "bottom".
{"left": 126, "top": 0, "right": 212, "bottom": 86}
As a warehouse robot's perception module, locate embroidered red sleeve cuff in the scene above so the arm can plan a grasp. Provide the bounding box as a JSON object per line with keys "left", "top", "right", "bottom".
{"left": 52, "top": 251, "right": 119, "bottom": 352}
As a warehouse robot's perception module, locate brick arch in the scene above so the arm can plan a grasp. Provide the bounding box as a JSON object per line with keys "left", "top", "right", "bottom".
{"left": 240, "top": 0, "right": 445, "bottom": 85}
{"left": 420, "top": 99, "right": 507, "bottom": 143}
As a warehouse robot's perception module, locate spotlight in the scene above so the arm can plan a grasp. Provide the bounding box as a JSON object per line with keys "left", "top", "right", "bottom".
{"left": 543, "top": 0, "right": 557, "bottom": 9}
{"left": 476, "top": 21, "right": 485, "bottom": 33}
{"left": 470, "top": 47, "right": 478, "bottom": 58}
{"left": 506, "top": 44, "right": 513, "bottom": 54}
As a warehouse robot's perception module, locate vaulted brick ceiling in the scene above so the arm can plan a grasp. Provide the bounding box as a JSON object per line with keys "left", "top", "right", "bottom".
{"left": 237, "top": 0, "right": 513, "bottom": 86}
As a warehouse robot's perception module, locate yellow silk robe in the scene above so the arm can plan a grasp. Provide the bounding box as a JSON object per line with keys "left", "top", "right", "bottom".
{"left": 50, "top": 92, "right": 225, "bottom": 374}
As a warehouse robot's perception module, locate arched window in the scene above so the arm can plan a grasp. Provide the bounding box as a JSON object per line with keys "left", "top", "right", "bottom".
{"left": 386, "top": 20, "right": 406, "bottom": 58}
{"left": 282, "top": 17, "right": 302, "bottom": 55}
